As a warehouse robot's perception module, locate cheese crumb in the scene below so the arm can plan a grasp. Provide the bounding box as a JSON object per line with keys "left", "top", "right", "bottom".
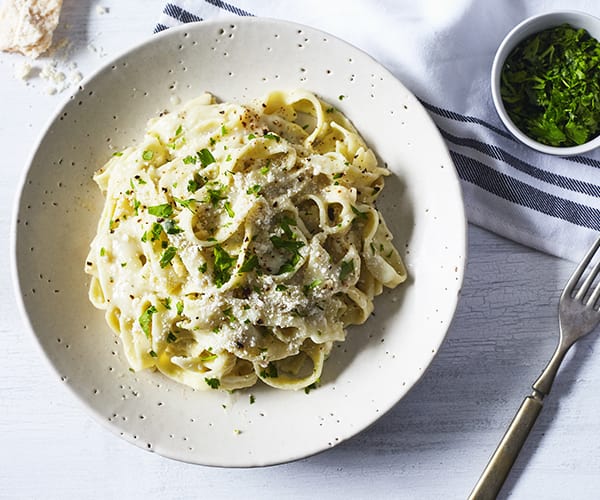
{"left": 14, "top": 61, "right": 33, "bottom": 80}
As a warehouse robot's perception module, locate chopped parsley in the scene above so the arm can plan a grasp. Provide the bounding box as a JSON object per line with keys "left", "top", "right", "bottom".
{"left": 167, "top": 331, "right": 177, "bottom": 343}
{"left": 163, "top": 219, "right": 183, "bottom": 234}
{"left": 142, "top": 150, "right": 154, "bottom": 161}
{"left": 239, "top": 253, "right": 259, "bottom": 273}
{"left": 339, "top": 259, "right": 355, "bottom": 281}
{"left": 270, "top": 219, "right": 305, "bottom": 274}
{"left": 204, "top": 377, "right": 221, "bottom": 389}
{"left": 206, "top": 184, "right": 227, "bottom": 206}
{"left": 183, "top": 155, "right": 197, "bottom": 165}
{"left": 351, "top": 205, "right": 368, "bottom": 220}
{"left": 264, "top": 132, "right": 281, "bottom": 142}
{"left": 138, "top": 305, "right": 157, "bottom": 338}
{"left": 213, "top": 245, "right": 236, "bottom": 287}
{"left": 148, "top": 203, "right": 173, "bottom": 218}
{"left": 198, "top": 262, "right": 208, "bottom": 273}
{"left": 260, "top": 161, "right": 271, "bottom": 174}
{"left": 174, "top": 197, "right": 196, "bottom": 211}
{"left": 112, "top": 151, "right": 124, "bottom": 157}
{"left": 159, "top": 246, "right": 177, "bottom": 268}
{"left": 303, "top": 279, "right": 323, "bottom": 295}
{"left": 197, "top": 148, "right": 216, "bottom": 167}
{"left": 501, "top": 23, "right": 600, "bottom": 146}
{"left": 141, "top": 222, "right": 163, "bottom": 242}
{"left": 246, "top": 184, "right": 262, "bottom": 196}
{"left": 223, "top": 200, "right": 235, "bottom": 218}
{"left": 176, "top": 301, "right": 184, "bottom": 315}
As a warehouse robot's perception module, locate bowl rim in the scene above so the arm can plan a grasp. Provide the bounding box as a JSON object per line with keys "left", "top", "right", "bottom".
{"left": 491, "top": 9, "right": 600, "bottom": 156}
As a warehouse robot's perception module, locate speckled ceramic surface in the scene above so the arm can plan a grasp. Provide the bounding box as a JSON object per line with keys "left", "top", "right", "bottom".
{"left": 12, "top": 18, "right": 466, "bottom": 467}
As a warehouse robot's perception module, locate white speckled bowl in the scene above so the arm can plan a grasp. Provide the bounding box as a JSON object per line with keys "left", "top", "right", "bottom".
{"left": 12, "top": 18, "right": 466, "bottom": 467}
{"left": 491, "top": 10, "right": 600, "bottom": 155}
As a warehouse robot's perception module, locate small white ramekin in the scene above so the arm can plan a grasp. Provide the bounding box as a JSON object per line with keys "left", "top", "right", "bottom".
{"left": 491, "top": 10, "right": 600, "bottom": 156}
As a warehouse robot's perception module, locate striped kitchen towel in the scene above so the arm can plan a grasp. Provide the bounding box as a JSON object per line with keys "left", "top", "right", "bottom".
{"left": 156, "top": 0, "right": 600, "bottom": 262}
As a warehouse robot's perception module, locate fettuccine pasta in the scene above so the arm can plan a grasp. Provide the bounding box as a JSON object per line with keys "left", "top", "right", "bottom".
{"left": 85, "top": 90, "right": 406, "bottom": 391}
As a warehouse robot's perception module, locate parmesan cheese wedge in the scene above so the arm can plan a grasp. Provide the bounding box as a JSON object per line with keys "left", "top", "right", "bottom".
{"left": 0, "top": 0, "right": 64, "bottom": 58}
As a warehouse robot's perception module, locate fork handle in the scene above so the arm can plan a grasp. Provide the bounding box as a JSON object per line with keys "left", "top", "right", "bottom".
{"left": 468, "top": 392, "right": 544, "bottom": 500}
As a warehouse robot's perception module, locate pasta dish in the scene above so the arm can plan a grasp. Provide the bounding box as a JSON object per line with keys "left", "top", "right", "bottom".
{"left": 85, "top": 89, "right": 406, "bottom": 391}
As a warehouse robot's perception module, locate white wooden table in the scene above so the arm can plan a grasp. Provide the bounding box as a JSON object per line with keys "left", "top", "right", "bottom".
{"left": 1, "top": 2, "right": 599, "bottom": 499}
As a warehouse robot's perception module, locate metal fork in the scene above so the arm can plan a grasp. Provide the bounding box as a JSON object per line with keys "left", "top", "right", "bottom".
{"left": 469, "top": 236, "right": 600, "bottom": 500}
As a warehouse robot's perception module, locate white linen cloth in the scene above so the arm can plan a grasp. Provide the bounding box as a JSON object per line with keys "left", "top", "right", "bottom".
{"left": 155, "top": 0, "right": 600, "bottom": 261}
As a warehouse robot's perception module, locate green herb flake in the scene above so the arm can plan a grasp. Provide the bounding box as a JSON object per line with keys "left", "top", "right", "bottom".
{"left": 221, "top": 125, "right": 228, "bottom": 135}
{"left": 100, "top": 247, "right": 106, "bottom": 257}
{"left": 163, "top": 219, "right": 183, "bottom": 235}
{"left": 167, "top": 332, "right": 177, "bottom": 343}
{"left": 142, "top": 222, "right": 163, "bottom": 242}
{"left": 161, "top": 297, "right": 172, "bottom": 309}
{"left": 205, "top": 377, "right": 221, "bottom": 389}
{"left": 249, "top": 394, "right": 256, "bottom": 404}
{"left": 142, "top": 150, "right": 154, "bottom": 161}
{"left": 148, "top": 203, "right": 173, "bottom": 218}
{"left": 213, "top": 244, "right": 236, "bottom": 287}
{"left": 339, "top": 259, "right": 355, "bottom": 281}
{"left": 149, "top": 350, "right": 158, "bottom": 358}
{"left": 175, "top": 124, "right": 183, "bottom": 136}
{"left": 223, "top": 201, "right": 235, "bottom": 218}
{"left": 112, "top": 151, "right": 124, "bottom": 157}
{"left": 500, "top": 23, "right": 600, "bottom": 146}
{"left": 160, "top": 246, "right": 177, "bottom": 268}
{"left": 239, "top": 253, "right": 259, "bottom": 273}
{"left": 247, "top": 133, "right": 256, "bottom": 140}
{"left": 174, "top": 197, "right": 196, "bottom": 212}
{"left": 176, "top": 301, "right": 184, "bottom": 315}
{"left": 351, "top": 205, "right": 368, "bottom": 220}
{"left": 198, "top": 262, "right": 208, "bottom": 274}
{"left": 275, "top": 284, "right": 287, "bottom": 291}
{"left": 264, "top": 132, "right": 281, "bottom": 142}
{"left": 222, "top": 307, "right": 235, "bottom": 322}
{"left": 197, "top": 148, "right": 216, "bottom": 167}
{"left": 206, "top": 185, "right": 227, "bottom": 206}
{"left": 246, "top": 184, "right": 262, "bottom": 196}
{"left": 183, "top": 155, "right": 197, "bottom": 165}
{"left": 260, "top": 161, "right": 271, "bottom": 174}
{"left": 303, "top": 279, "right": 323, "bottom": 295}
{"left": 139, "top": 305, "right": 157, "bottom": 338}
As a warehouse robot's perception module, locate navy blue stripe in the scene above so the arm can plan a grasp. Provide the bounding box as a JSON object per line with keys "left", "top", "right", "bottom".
{"left": 420, "top": 98, "right": 514, "bottom": 140}
{"left": 153, "top": 23, "right": 169, "bottom": 33}
{"left": 452, "top": 151, "right": 600, "bottom": 230}
{"left": 203, "top": 0, "right": 253, "bottom": 16}
{"left": 565, "top": 154, "right": 600, "bottom": 170}
{"left": 421, "top": 98, "right": 600, "bottom": 169}
{"left": 441, "top": 130, "right": 600, "bottom": 198}
{"left": 163, "top": 3, "right": 203, "bottom": 24}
